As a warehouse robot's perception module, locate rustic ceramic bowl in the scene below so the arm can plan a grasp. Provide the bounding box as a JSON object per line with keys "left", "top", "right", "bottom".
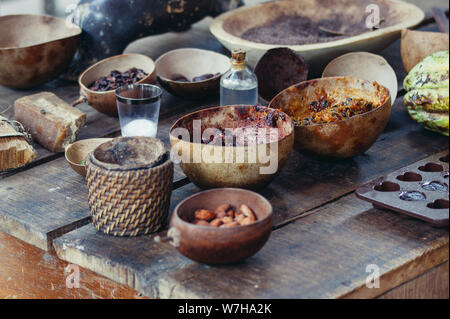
{"left": 169, "top": 188, "right": 273, "bottom": 264}
{"left": 155, "top": 48, "right": 230, "bottom": 99}
{"left": 65, "top": 138, "right": 112, "bottom": 178}
{"left": 77, "top": 53, "right": 157, "bottom": 117}
{"left": 169, "top": 105, "right": 294, "bottom": 189}
{"left": 269, "top": 76, "right": 391, "bottom": 159}
{"left": 322, "top": 52, "right": 398, "bottom": 105}
{"left": 401, "top": 29, "right": 450, "bottom": 73}
{"left": 210, "top": 0, "right": 424, "bottom": 71}
{"left": 0, "top": 14, "right": 81, "bottom": 89}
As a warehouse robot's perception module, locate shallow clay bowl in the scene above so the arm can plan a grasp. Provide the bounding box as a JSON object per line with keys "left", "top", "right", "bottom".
{"left": 169, "top": 105, "right": 294, "bottom": 189}
{"left": 169, "top": 188, "right": 273, "bottom": 264}
{"left": 155, "top": 48, "right": 230, "bottom": 99}
{"left": 65, "top": 138, "right": 113, "bottom": 178}
{"left": 322, "top": 52, "right": 398, "bottom": 105}
{"left": 210, "top": 0, "right": 424, "bottom": 71}
{"left": 401, "top": 29, "right": 450, "bottom": 73}
{"left": 0, "top": 14, "right": 81, "bottom": 89}
{"left": 77, "top": 54, "right": 157, "bottom": 117}
{"left": 269, "top": 76, "right": 391, "bottom": 159}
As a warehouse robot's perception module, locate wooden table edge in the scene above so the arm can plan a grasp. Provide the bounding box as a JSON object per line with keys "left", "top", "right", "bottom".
{"left": 339, "top": 241, "right": 449, "bottom": 299}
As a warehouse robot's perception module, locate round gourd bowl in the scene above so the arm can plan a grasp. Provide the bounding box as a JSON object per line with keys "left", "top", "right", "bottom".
{"left": 169, "top": 105, "right": 294, "bottom": 189}
{"left": 322, "top": 52, "right": 398, "bottom": 105}
{"left": 269, "top": 76, "right": 391, "bottom": 159}
{"left": 77, "top": 53, "right": 157, "bottom": 116}
{"left": 0, "top": 14, "right": 81, "bottom": 89}
{"left": 65, "top": 138, "right": 113, "bottom": 178}
{"left": 155, "top": 48, "right": 230, "bottom": 99}
{"left": 169, "top": 188, "right": 273, "bottom": 264}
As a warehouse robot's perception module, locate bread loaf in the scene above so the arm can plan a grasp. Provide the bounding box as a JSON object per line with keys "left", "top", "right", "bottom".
{"left": 14, "top": 92, "right": 86, "bottom": 153}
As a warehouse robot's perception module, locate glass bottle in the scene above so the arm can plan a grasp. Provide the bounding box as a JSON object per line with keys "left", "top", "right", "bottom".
{"left": 220, "top": 49, "right": 258, "bottom": 106}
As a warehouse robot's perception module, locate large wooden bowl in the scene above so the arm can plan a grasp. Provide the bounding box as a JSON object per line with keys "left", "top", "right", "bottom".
{"left": 210, "top": 0, "right": 424, "bottom": 72}
{"left": 77, "top": 54, "right": 157, "bottom": 117}
{"left": 169, "top": 105, "right": 294, "bottom": 189}
{"left": 155, "top": 48, "right": 230, "bottom": 100}
{"left": 0, "top": 14, "right": 81, "bottom": 89}
{"left": 169, "top": 188, "right": 273, "bottom": 264}
{"left": 269, "top": 77, "right": 391, "bottom": 159}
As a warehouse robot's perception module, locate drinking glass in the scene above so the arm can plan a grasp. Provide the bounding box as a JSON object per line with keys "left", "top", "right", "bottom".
{"left": 115, "top": 84, "right": 162, "bottom": 137}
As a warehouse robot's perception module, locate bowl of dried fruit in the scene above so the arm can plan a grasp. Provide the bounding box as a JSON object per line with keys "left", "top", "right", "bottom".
{"left": 155, "top": 48, "right": 230, "bottom": 99}
{"left": 76, "top": 53, "right": 157, "bottom": 116}
{"left": 269, "top": 76, "right": 391, "bottom": 159}
{"left": 169, "top": 188, "right": 273, "bottom": 264}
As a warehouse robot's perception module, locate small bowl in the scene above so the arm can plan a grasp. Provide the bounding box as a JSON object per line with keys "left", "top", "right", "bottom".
{"left": 65, "top": 138, "right": 113, "bottom": 177}
{"left": 169, "top": 105, "right": 294, "bottom": 189}
{"left": 169, "top": 188, "right": 273, "bottom": 264}
{"left": 269, "top": 76, "right": 391, "bottom": 159}
{"left": 155, "top": 48, "right": 230, "bottom": 99}
{"left": 401, "top": 29, "right": 450, "bottom": 73}
{"left": 322, "top": 52, "right": 398, "bottom": 105}
{"left": 77, "top": 54, "right": 157, "bottom": 117}
{"left": 0, "top": 14, "right": 81, "bottom": 89}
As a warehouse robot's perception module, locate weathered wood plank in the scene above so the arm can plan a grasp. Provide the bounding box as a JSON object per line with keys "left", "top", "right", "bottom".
{"left": 53, "top": 189, "right": 449, "bottom": 298}
{"left": 0, "top": 230, "right": 145, "bottom": 299}
{"left": 377, "top": 261, "right": 449, "bottom": 299}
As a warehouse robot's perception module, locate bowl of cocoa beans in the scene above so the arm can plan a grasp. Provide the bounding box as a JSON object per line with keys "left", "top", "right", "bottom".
{"left": 155, "top": 48, "right": 230, "bottom": 100}
{"left": 169, "top": 188, "right": 273, "bottom": 264}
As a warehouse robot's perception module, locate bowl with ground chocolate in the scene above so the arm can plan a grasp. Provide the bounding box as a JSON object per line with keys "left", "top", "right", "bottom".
{"left": 77, "top": 53, "right": 156, "bottom": 116}
{"left": 269, "top": 76, "right": 391, "bottom": 159}
{"left": 155, "top": 48, "right": 230, "bottom": 99}
{"left": 169, "top": 105, "right": 294, "bottom": 189}
{"left": 210, "top": 0, "right": 424, "bottom": 72}
{"left": 169, "top": 188, "right": 273, "bottom": 264}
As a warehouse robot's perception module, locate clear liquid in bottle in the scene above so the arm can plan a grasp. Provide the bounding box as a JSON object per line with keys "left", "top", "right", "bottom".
{"left": 220, "top": 49, "right": 258, "bottom": 106}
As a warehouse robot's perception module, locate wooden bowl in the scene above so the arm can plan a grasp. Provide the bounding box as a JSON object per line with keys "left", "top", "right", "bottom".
{"left": 169, "top": 105, "right": 294, "bottom": 189}
{"left": 169, "top": 188, "right": 273, "bottom": 264}
{"left": 77, "top": 54, "right": 157, "bottom": 117}
{"left": 65, "top": 138, "right": 112, "bottom": 178}
{"left": 0, "top": 14, "right": 81, "bottom": 89}
{"left": 401, "top": 29, "right": 450, "bottom": 73}
{"left": 155, "top": 48, "right": 230, "bottom": 99}
{"left": 210, "top": 0, "right": 424, "bottom": 72}
{"left": 269, "top": 76, "right": 391, "bottom": 159}
{"left": 322, "top": 52, "right": 398, "bottom": 105}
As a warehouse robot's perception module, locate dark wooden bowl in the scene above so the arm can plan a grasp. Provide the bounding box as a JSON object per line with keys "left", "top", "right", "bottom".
{"left": 269, "top": 76, "right": 391, "bottom": 159}
{"left": 0, "top": 14, "right": 81, "bottom": 89}
{"left": 169, "top": 188, "right": 273, "bottom": 264}
{"left": 155, "top": 48, "right": 230, "bottom": 99}
{"left": 169, "top": 105, "right": 294, "bottom": 189}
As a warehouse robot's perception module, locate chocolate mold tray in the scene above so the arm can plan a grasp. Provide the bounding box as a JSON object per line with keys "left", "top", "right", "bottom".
{"left": 356, "top": 151, "right": 449, "bottom": 227}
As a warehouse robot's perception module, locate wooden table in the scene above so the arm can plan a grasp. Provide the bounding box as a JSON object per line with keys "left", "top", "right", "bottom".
{"left": 0, "top": 0, "right": 448, "bottom": 299}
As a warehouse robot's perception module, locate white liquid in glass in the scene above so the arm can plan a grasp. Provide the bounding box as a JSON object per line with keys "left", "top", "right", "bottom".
{"left": 121, "top": 119, "right": 158, "bottom": 137}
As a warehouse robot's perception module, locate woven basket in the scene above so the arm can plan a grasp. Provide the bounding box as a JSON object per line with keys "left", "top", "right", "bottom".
{"left": 85, "top": 139, "right": 174, "bottom": 237}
